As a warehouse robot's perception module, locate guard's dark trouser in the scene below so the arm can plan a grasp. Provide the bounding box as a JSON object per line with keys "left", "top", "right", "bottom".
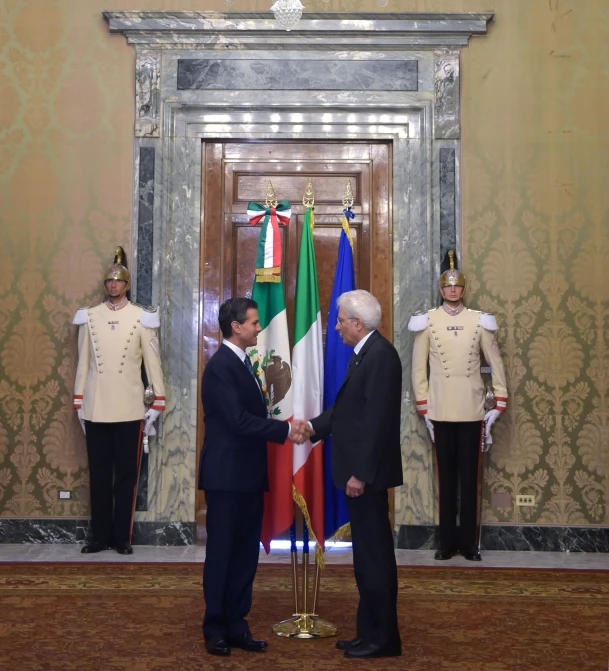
{"left": 203, "top": 490, "right": 264, "bottom": 641}
{"left": 345, "top": 489, "right": 401, "bottom": 648}
{"left": 433, "top": 420, "right": 484, "bottom": 554}
{"left": 84, "top": 420, "right": 142, "bottom": 546}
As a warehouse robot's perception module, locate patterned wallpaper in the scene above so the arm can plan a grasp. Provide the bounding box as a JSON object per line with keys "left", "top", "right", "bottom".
{"left": 461, "top": 0, "right": 609, "bottom": 524}
{"left": 0, "top": 0, "right": 607, "bottom": 524}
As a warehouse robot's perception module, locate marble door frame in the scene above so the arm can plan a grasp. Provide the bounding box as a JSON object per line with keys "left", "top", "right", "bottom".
{"left": 104, "top": 11, "right": 493, "bottom": 545}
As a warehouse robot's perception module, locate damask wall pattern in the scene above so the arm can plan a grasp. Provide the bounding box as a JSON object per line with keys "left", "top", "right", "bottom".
{"left": 460, "top": 0, "right": 609, "bottom": 525}
{"left": 0, "top": 0, "right": 607, "bottom": 525}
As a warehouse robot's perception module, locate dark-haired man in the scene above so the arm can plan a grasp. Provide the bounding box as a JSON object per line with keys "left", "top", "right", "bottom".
{"left": 199, "top": 297, "right": 306, "bottom": 657}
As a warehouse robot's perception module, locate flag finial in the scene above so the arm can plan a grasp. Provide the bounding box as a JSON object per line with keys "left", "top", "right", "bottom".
{"left": 265, "top": 181, "right": 278, "bottom": 208}
{"left": 342, "top": 179, "right": 354, "bottom": 208}
{"left": 302, "top": 177, "right": 315, "bottom": 208}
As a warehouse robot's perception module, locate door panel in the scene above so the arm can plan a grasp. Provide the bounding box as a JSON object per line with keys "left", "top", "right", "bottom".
{"left": 197, "top": 141, "right": 392, "bottom": 542}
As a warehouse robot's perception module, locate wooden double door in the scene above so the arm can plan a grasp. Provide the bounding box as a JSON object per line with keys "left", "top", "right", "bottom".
{"left": 196, "top": 141, "right": 393, "bottom": 538}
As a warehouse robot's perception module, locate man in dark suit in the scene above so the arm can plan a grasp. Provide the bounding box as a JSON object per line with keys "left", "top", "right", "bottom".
{"left": 308, "top": 290, "right": 403, "bottom": 659}
{"left": 199, "top": 297, "right": 305, "bottom": 657}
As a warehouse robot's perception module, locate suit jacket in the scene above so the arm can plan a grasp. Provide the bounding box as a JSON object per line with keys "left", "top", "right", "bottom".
{"left": 72, "top": 303, "right": 166, "bottom": 422}
{"left": 198, "top": 343, "right": 290, "bottom": 493}
{"left": 310, "top": 330, "right": 403, "bottom": 491}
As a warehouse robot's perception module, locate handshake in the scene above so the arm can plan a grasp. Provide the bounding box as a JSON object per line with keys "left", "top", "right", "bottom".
{"left": 289, "top": 419, "right": 314, "bottom": 444}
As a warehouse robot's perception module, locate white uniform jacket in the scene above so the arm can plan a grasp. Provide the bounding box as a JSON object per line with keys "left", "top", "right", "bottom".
{"left": 409, "top": 307, "right": 508, "bottom": 422}
{"left": 72, "top": 302, "right": 166, "bottom": 423}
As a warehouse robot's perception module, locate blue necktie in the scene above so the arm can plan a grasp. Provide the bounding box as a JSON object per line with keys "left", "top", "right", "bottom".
{"left": 245, "top": 356, "right": 264, "bottom": 398}
{"left": 244, "top": 355, "right": 257, "bottom": 381}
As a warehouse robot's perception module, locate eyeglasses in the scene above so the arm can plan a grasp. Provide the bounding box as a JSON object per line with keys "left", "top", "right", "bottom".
{"left": 336, "top": 317, "right": 357, "bottom": 325}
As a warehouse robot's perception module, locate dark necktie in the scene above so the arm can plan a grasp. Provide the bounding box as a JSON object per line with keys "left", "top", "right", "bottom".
{"left": 244, "top": 355, "right": 257, "bottom": 381}
{"left": 347, "top": 352, "right": 359, "bottom": 371}
{"left": 245, "top": 356, "right": 265, "bottom": 398}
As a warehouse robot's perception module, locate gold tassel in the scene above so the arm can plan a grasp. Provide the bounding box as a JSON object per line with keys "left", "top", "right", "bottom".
{"left": 341, "top": 215, "right": 354, "bottom": 252}
{"left": 327, "top": 522, "right": 351, "bottom": 543}
{"left": 292, "top": 485, "right": 325, "bottom": 569}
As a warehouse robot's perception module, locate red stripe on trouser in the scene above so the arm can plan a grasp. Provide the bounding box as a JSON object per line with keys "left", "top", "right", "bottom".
{"left": 128, "top": 420, "right": 145, "bottom": 543}
{"left": 474, "top": 422, "right": 485, "bottom": 548}
{"left": 433, "top": 433, "right": 442, "bottom": 533}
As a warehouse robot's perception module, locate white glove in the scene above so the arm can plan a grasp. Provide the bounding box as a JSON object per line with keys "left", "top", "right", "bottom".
{"left": 424, "top": 415, "right": 435, "bottom": 443}
{"left": 77, "top": 409, "right": 86, "bottom": 435}
{"left": 143, "top": 409, "right": 161, "bottom": 436}
{"left": 483, "top": 409, "right": 502, "bottom": 449}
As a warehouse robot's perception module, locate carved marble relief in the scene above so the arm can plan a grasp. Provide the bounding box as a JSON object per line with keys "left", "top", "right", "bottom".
{"left": 135, "top": 50, "right": 160, "bottom": 138}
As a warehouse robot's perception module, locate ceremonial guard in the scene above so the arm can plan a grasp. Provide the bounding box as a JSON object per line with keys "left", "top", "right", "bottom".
{"left": 72, "top": 247, "right": 165, "bottom": 555}
{"left": 408, "top": 251, "right": 507, "bottom": 561}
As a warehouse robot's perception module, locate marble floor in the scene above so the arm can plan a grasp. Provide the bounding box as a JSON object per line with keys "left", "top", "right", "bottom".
{"left": 0, "top": 543, "right": 608, "bottom": 570}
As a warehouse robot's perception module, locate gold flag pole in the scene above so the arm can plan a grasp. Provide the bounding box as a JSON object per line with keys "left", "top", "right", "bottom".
{"left": 271, "top": 179, "right": 338, "bottom": 639}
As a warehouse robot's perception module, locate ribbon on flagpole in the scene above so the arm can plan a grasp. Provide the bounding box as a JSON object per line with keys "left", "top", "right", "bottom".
{"left": 247, "top": 200, "right": 292, "bottom": 283}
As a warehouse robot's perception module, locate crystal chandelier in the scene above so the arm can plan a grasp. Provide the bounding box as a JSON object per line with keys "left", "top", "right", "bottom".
{"left": 270, "top": 0, "right": 305, "bottom": 31}
{"left": 226, "top": 0, "right": 387, "bottom": 31}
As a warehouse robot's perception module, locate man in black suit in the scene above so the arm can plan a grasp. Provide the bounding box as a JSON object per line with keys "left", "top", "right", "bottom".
{"left": 308, "top": 290, "right": 403, "bottom": 659}
{"left": 199, "top": 297, "right": 305, "bottom": 657}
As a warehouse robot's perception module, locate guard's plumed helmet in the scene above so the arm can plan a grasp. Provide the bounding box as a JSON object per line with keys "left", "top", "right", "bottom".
{"left": 104, "top": 246, "right": 130, "bottom": 284}
{"left": 439, "top": 250, "right": 466, "bottom": 288}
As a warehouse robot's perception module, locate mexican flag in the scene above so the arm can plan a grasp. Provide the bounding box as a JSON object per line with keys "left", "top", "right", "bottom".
{"left": 291, "top": 206, "right": 325, "bottom": 554}
{"left": 247, "top": 200, "right": 294, "bottom": 553}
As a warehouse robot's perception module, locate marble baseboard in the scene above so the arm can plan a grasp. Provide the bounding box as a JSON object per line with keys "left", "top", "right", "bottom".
{"left": 397, "top": 525, "right": 609, "bottom": 552}
{"left": 0, "top": 520, "right": 195, "bottom": 546}
{"left": 131, "top": 521, "right": 195, "bottom": 546}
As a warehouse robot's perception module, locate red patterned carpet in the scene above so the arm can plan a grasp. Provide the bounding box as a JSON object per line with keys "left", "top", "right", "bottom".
{"left": 1, "top": 562, "right": 608, "bottom": 670}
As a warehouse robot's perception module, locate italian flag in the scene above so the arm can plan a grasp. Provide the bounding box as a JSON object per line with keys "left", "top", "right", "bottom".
{"left": 292, "top": 206, "right": 325, "bottom": 556}
{"left": 248, "top": 200, "right": 294, "bottom": 553}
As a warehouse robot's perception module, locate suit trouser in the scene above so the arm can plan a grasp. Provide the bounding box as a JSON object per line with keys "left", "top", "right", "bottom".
{"left": 203, "top": 490, "right": 264, "bottom": 641}
{"left": 84, "top": 420, "right": 142, "bottom": 545}
{"left": 345, "top": 489, "right": 400, "bottom": 647}
{"left": 433, "top": 420, "right": 484, "bottom": 554}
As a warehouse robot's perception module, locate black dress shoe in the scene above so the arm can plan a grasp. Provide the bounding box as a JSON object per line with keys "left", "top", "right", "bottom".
{"left": 434, "top": 549, "right": 455, "bottom": 560}
{"left": 81, "top": 541, "right": 109, "bottom": 554}
{"left": 227, "top": 633, "right": 267, "bottom": 652}
{"left": 114, "top": 542, "right": 133, "bottom": 555}
{"left": 345, "top": 642, "right": 402, "bottom": 659}
{"left": 462, "top": 550, "right": 482, "bottom": 561}
{"left": 205, "top": 638, "right": 230, "bottom": 656}
{"left": 336, "top": 636, "right": 363, "bottom": 650}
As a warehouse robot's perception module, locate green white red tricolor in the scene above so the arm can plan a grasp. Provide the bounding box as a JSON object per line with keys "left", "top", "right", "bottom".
{"left": 248, "top": 200, "right": 294, "bottom": 553}
{"left": 291, "top": 206, "right": 325, "bottom": 557}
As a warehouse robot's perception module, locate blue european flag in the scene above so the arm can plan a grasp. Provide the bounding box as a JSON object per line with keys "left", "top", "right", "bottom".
{"left": 323, "top": 209, "right": 356, "bottom": 540}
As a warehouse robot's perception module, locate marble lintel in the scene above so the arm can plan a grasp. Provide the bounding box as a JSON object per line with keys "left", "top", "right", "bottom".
{"left": 103, "top": 12, "right": 494, "bottom": 51}
{"left": 177, "top": 58, "right": 418, "bottom": 91}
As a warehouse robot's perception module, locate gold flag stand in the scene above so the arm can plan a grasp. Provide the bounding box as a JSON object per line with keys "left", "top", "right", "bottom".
{"left": 273, "top": 178, "right": 339, "bottom": 639}
{"left": 271, "top": 527, "right": 339, "bottom": 638}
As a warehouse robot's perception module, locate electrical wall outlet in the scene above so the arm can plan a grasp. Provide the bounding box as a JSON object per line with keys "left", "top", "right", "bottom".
{"left": 58, "top": 489, "right": 72, "bottom": 500}
{"left": 516, "top": 494, "right": 535, "bottom": 506}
